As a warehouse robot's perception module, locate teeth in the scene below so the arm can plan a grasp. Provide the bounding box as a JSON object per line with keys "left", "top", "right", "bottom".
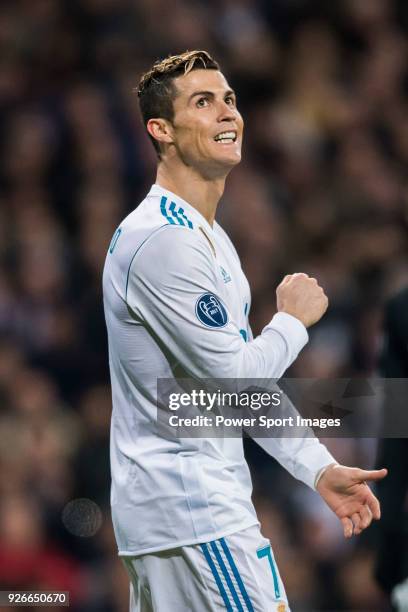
{"left": 214, "top": 131, "right": 236, "bottom": 142}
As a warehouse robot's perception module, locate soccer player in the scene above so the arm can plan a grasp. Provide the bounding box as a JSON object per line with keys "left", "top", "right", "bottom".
{"left": 374, "top": 288, "right": 408, "bottom": 610}
{"left": 103, "top": 50, "right": 387, "bottom": 611}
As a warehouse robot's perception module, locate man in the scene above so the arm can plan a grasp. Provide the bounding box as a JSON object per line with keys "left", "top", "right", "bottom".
{"left": 103, "top": 50, "right": 387, "bottom": 611}
{"left": 374, "top": 287, "right": 408, "bottom": 611}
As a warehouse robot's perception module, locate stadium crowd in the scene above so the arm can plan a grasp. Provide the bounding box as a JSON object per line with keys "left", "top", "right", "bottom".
{"left": 1, "top": 0, "right": 408, "bottom": 609}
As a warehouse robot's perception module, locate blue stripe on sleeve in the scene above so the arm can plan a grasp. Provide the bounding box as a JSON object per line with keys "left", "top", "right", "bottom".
{"left": 160, "top": 196, "right": 176, "bottom": 224}
{"left": 168, "top": 201, "right": 185, "bottom": 226}
{"left": 177, "top": 206, "right": 194, "bottom": 229}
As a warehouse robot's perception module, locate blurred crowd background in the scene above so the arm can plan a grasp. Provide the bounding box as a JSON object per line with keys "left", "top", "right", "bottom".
{"left": 1, "top": 0, "right": 408, "bottom": 610}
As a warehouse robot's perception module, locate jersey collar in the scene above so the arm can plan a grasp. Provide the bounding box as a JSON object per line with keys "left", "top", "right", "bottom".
{"left": 148, "top": 184, "right": 215, "bottom": 234}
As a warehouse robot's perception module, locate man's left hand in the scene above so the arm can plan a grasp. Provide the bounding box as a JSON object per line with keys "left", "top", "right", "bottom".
{"left": 316, "top": 464, "right": 388, "bottom": 538}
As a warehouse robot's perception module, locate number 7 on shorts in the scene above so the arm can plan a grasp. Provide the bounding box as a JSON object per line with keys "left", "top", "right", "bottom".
{"left": 257, "top": 545, "right": 281, "bottom": 599}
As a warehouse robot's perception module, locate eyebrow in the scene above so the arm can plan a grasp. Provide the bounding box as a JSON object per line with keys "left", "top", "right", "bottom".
{"left": 188, "top": 89, "right": 236, "bottom": 102}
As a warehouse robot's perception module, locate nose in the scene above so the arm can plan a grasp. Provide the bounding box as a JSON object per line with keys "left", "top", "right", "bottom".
{"left": 217, "top": 100, "right": 236, "bottom": 123}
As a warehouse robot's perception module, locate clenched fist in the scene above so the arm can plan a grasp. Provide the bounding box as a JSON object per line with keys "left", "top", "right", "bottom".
{"left": 276, "top": 273, "right": 328, "bottom": 328}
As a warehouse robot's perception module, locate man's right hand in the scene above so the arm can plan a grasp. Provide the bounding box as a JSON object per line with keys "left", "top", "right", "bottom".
{"left": 276, "top": 273, "right": 328, "bottom": 328}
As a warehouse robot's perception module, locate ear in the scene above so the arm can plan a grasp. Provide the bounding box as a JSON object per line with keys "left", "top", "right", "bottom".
{"left": 146, "top": 118, "right": 174, "bottom": 148}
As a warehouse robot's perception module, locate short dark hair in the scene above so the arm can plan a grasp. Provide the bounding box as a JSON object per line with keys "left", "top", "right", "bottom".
{"left": 136, "top": 50, "right": 219, "bottom": 158}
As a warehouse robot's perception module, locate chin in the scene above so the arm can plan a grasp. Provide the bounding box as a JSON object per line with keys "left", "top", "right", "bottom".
{"left": 199, "top": 150, "right": 242, "bottom": 178}
{"left": 223, "top": 153, "right": 242, "bottom": 167}
{"left": 209, "top": 141, "right": 242, "bottom": 164}
{"left": 217, "top": 147, "right": 242, "bottom": 164}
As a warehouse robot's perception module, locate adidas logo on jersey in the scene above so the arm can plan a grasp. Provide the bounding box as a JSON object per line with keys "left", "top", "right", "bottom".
{"left": 220, "top": 266, "right": 231, "bottom": 283}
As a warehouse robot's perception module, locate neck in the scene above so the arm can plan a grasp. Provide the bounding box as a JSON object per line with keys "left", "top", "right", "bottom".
{"left": 155, "top": 159, "right": 228, "bottom": 226}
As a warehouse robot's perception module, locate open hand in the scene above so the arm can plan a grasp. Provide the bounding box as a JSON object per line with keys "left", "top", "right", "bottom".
{"left": 316, "top": 464, "right": 387, "bottom": 538}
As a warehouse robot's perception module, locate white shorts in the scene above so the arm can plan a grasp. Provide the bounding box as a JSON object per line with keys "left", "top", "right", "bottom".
{"left": 121, "top": 524, "right": 290, "bottom": 611}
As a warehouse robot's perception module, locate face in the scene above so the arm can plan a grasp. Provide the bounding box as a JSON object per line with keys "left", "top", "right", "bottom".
{"left": 166, "top": 69, "right": 244, "bottom": 176}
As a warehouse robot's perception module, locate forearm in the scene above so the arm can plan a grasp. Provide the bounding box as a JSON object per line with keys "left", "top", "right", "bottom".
{"left": 234, "top": 312, "right": 308, "bottom": 379}
{"left": 254, "top": 435, "right": 337, "bottom": 489}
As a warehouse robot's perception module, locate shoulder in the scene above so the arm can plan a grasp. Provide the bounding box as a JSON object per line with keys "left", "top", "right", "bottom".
{"left": 124, "top": 223, "right": 218, "bottom": 304}
{"left": 108, "top": 189, "right": 202, "bottom": 265}
{"left": 128, "top": 222, "right": 213, "bottom": 275}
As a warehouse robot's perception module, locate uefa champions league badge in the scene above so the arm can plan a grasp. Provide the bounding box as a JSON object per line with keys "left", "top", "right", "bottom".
{"left": 195, "top": 293, "right": 228, "bottom": 328}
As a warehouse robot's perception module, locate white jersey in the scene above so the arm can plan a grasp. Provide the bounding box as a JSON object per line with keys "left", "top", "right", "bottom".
{"left": 103, "top": 184, "right": 335, "bottom": 556}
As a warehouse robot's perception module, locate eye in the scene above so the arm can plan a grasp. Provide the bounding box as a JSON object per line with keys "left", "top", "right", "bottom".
{"left": 225, "top": 95, "right": 235, "bottom": 106}
{"left": 196, "top": 97, "right": 209, "bottom": 108}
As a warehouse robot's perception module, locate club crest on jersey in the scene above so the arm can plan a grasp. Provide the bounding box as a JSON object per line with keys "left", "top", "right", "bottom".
{"left": 195, "top": 293, "right": 228, "bottom": 328}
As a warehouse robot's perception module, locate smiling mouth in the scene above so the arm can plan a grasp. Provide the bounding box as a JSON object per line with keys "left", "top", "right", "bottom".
{"left": 214, "top": 131, "right": 237, "bottom": 144}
